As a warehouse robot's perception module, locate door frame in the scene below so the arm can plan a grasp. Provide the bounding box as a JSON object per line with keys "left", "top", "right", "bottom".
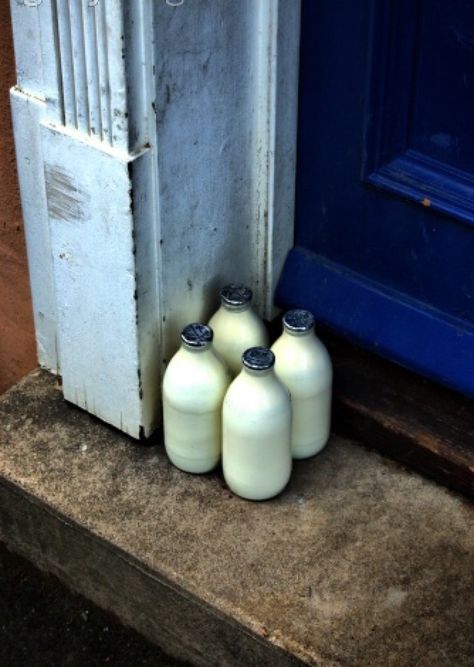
{"left": 9, "top": 0, "right": 301, "bottom": 437}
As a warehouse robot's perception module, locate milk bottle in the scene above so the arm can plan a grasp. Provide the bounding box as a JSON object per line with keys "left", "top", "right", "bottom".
{"left": 223, "top": 347, "right": 292, "bottom": 500}
{"left": 163, "top": 323, "right": 230, "bottom": 473}
{"left": 271, "top": 309, "right": 332, "bottom": 459}
{"left": 208, "top": 284, "right": 268, "bottom": 375}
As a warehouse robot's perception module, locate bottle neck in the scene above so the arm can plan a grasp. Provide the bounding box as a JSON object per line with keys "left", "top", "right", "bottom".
{"left": 221, "top": 301, "right": 251, "bottom": 314}
{"left": 181, "top": 342, "right": 212, "bottom": 355}
{"left": 282, "top": 325, "right": 315, "bottom": 340}
{"left": 242, "top": 365, "right": 274, "bottom": 379}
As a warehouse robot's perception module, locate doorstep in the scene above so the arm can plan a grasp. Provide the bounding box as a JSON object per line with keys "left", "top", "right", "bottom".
{"left": 0, "top": 371, "right": 473, "bottom": 667}
{"left": 321, "top": 331, "right": 474, "bottom": 498}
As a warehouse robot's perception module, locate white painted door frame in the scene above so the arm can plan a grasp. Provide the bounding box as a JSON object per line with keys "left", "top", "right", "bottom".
{"left": 10, "top": 0, "right": 301, "bottom": 438}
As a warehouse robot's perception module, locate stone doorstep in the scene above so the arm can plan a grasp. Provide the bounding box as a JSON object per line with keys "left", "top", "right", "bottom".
{"left": 0, "top": 371, "right": 473, "bottom": 667}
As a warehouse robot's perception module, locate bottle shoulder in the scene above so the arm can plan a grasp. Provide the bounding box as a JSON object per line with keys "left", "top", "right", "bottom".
{"left": 224, "top": 371, "right": 290, "bottom": 413}
{"left": 209, "top": 306, "right": 268, "bottom": 339}
{"left": 272, "top": 333, "right": 331, "bottom": 364}
{"left": 163, "top": 348, "right": 230, "bottom": 410}
{"left": 271, "top": 334, "right": 332, "bottom": 389}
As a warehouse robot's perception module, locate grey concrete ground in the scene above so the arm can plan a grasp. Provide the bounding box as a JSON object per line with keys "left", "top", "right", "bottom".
{"left": 1, "top": 371, "right": 473, "bottom": 666}
{"left": 0, "top": 541, "right": 187, "bottom": 666}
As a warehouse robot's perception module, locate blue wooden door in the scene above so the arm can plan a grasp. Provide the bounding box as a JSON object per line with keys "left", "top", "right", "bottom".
{"left": 276, "top": 0, "right": 474, "bottom": 397}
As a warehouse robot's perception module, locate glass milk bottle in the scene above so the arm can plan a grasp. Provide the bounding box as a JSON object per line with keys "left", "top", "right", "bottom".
{"left": 271, "top": 309, "right": 332, "bottom": 459}
{"left": 208, "top": 284, "right": 268, "bottom": 375}
{"left": 162, "top": 323, "right": 230, "bottom": 473}
{"left": 223, "top": 347, "right": 292, "bottom": 500}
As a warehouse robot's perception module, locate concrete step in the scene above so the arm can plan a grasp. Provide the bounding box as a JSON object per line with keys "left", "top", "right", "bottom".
{"left": 0, "top": 541, "right": 187, "bottom": 666}
{"left": 0, "top": 371, "right": 473, "bottom": 666}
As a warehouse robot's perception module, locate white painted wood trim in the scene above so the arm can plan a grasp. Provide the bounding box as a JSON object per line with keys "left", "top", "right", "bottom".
{"left": 10, "top": 0, "right": 301, "bottom": 437}
{"left": 10, "top": 90, "right": 59, "bottom": 373}
{"left": 151, "top": 0, "right": 301, "bottom": 361}
{"left": 9, "top": 0, "right": 59, "bottom": 373}
{"left": 253, "top": 0, "right": 301, "bottom": 317}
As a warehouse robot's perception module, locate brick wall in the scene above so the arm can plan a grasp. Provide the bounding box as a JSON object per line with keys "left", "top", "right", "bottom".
{"left": 0, "top": 2, "right": 36, "bottom": 394}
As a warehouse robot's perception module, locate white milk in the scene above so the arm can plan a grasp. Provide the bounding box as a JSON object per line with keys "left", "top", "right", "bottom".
{"left": 163, "top": 323, "right": 230, "bottom": 473}
{"left": 223, "top": 347, "right": 292, "bottom": 500}
{"left": 208, "top": 283, "right": 268, "bottom": 376}
{"left": 271, "top": 309, "right": 332, "bottom": 459}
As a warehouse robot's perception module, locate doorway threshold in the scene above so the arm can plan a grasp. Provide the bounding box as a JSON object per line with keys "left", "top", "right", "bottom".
{"left": 320, "top": 331, "right": 474, "bottom": 498}
{"left": 0, "top": 371, "right": 473, "bottom": 666}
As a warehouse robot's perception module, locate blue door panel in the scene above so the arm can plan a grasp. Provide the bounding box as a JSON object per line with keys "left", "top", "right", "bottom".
{"left": 276, "top": 248, "right": 474, "bottom": 398}
{"left": 411, "top": 1, "right": 474, "bottom": 171}
{"left": 277, "top": 0, "right": 474, "bottom": 396}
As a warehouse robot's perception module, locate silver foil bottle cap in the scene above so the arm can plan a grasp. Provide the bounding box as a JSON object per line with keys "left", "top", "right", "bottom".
{"left": 283, "top": 309, "right": 315, "bottom": 333}
{"left": 220, "top": 283, "right": 253, "bottom": 307}
{"left": 242, "top": 347, "right": 275, "bottom": 371}
{"left": 181, "top": 323, "right": 213, "bottom": 348}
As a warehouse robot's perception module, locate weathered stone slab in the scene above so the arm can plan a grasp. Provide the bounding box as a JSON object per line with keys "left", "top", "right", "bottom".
{"left": 0, "top": 371, "right": 473, "bottom": 666}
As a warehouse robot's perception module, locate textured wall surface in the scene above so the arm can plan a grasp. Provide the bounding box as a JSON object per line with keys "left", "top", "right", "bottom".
{"left": 0, "top": 1, "right": 36, "bottom": 394}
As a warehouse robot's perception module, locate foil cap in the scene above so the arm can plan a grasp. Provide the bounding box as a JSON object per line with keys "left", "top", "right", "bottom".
{"left": 242, "top": 347, "right": 275, "bottom": 371}
{"left": 283, "top": 309, "right": 315, "bottom": 333}
{"left": 181, "top": 323, "right": 213, "bottom": 348}
{"left": 220, "top": 283, "right": 253, "bottom": 307}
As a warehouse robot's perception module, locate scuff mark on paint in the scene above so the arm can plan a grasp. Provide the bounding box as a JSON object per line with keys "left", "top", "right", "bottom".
{"left": 45, "top": 164, "right": 89, "bottom": 221}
